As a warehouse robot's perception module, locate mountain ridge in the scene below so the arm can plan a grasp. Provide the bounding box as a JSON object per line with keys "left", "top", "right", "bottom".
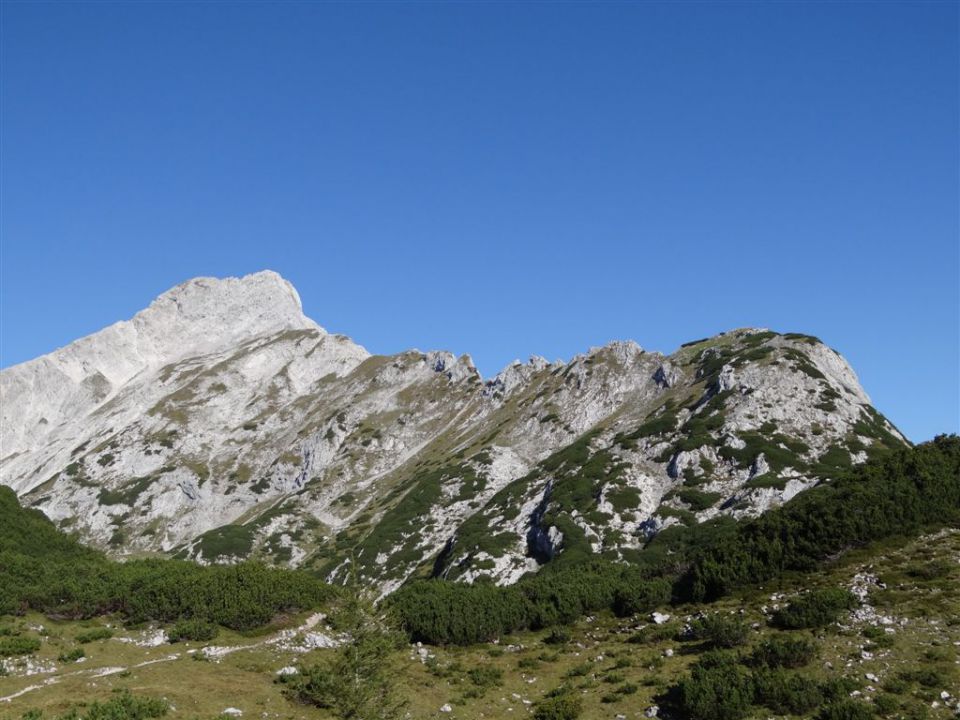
{"left": 0, "top": 271, "right": 907, "bottom": 594}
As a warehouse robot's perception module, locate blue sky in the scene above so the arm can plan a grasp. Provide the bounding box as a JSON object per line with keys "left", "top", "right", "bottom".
{"left": 1, "top": 1, "right": 957, "bottom": 442}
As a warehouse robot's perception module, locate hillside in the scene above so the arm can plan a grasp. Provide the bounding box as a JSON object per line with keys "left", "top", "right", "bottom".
{"left": 1, "top": 438, "right": 957, "bottom": 719}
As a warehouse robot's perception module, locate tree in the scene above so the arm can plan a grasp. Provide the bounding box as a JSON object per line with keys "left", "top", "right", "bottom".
{"left": 285, "top": 575, "right": 406, "bottom": 719}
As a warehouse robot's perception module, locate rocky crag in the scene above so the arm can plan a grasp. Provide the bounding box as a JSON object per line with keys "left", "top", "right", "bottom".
{"left": 0, "top": 271, "right": 907, "bottom": 593}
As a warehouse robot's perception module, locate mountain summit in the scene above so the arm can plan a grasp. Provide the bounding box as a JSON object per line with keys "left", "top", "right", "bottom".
{"left": 0, "top": 272, "right": 906, "bottom": 593}
{"left": 0, "top": 271, "right": 338, "bottom": 492}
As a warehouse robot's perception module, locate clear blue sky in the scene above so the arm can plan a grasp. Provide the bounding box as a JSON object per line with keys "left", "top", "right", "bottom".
{"left": 1, "top": 2, "right": 957, "bottom": 442}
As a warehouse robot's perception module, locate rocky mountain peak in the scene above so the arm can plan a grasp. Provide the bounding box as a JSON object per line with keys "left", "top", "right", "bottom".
{"left": 132, "top": 270, "right": 321, "bottom": 359}
{"left": 149, "top": 269, "right": 314, "bottom": 324}
{"left": 0, "top": 271, "right": 340, "bottom": 493}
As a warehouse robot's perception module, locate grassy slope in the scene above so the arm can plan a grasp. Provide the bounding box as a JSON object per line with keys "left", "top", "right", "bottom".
{"left": 2, "top": 439, "right": 956, "bottom": 718}
{"left": 3, "top": 530, "right": 957, "bottom": 719}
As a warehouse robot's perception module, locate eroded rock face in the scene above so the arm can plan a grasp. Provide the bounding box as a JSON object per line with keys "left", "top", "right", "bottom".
{"left": 0, "top": 274, "right": 907, "bottom": 592}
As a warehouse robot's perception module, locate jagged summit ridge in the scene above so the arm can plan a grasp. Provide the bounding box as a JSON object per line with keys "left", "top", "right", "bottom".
{"left": 138, "top": 270, "right": 322, "bottom": 350}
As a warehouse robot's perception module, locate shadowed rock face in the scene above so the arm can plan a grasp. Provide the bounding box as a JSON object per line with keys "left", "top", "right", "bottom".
{"left": 0, "top": 272, "right": 907, "bottom": 593}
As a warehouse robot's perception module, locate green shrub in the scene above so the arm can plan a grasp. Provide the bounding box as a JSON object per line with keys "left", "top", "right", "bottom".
{"left": 23, "top": 690, "right": 167, "bottom": 720}
{"left": 544, "top": 627, "right": 571, "bottom": 645}
{"left": 167, "top": 618, "right": 218, "bottom": 643}
{"left": 772, "top": 589, "right": 858, "bottom": 629}
{"left": 745, "top": 473, "right": 787, "bottom": 490}
{"left": 752, "top": 669, "right": 823, "bottom": 714}
{"left": 388, "top": 580, "right": 530, "bottom": 645}
{"left": 633, "top": 413, "right": 679, "bottom": 438}
{"left": 656, "top": 505, "right": 697, "bottom": 526}
{"left": 57, "top": 647, "right": 85, "bottom": 662}
{"left": 675, "top": 652, "right": 754, "bottom": 720}
{"left": 749, "top": 635, "right": 818, "bottom": 668}
{"left": 819, "top": 677, "right": 861, "bottom": 702}
{"left": 0, "top": 635, "right": 41, "bottom": 656}
{"left": 467, "top": 665, "right": 503, "bottom": 689}
{"left": 882, "top": 676, "right": 910, "bottom": 694}
{"left": 533, "top": 688, "right": 583, "bottom": 720}
{"left": 686, "top": 614, "right": 750, "bottom": 648}
{"left": 864, "top": 634, "right": 895, "bottom": 651}
{"left": 612, "top": 579, "right": 672, "bottom": 618}
{"left": 897, "top": 667, "right": 949, "bottom": 688}
{"left": 669, "top": 648, "right": 864, "bottom": 720}
{"left": 677, "top": 489, "right": 723, "bottom": 512}
{"left": 76, "top": 627, "right": 113, "bottom": 644}
{"left": 283, "top": 590, "right": 405, "bottom": 720}
{"left": 873, "top": 694, "right": 900, "bottom": 715}
{"left": 193, "top": 523, "right": 255, "bottom": 560}
{"left": 565, "top": 662, "right": 591, "bottom": 678}
{"left": 907, "top": 560, "right": 952, "bottom": 580}
{"left": 391, "top": 563, "right": 669, "bottom": 645}
{"left": 817, "top": 700, "right": 874, "bottom": 720}
{"left": 626, "top": 621, "right": 681, "bottom": 645}
{"left": 922, "top": 646, "right": 953, "bottom": 662}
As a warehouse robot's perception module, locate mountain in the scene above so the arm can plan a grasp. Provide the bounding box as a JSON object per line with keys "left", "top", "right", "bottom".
{"left": 0, "top": 271, "right": 907, "bottom": 593}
